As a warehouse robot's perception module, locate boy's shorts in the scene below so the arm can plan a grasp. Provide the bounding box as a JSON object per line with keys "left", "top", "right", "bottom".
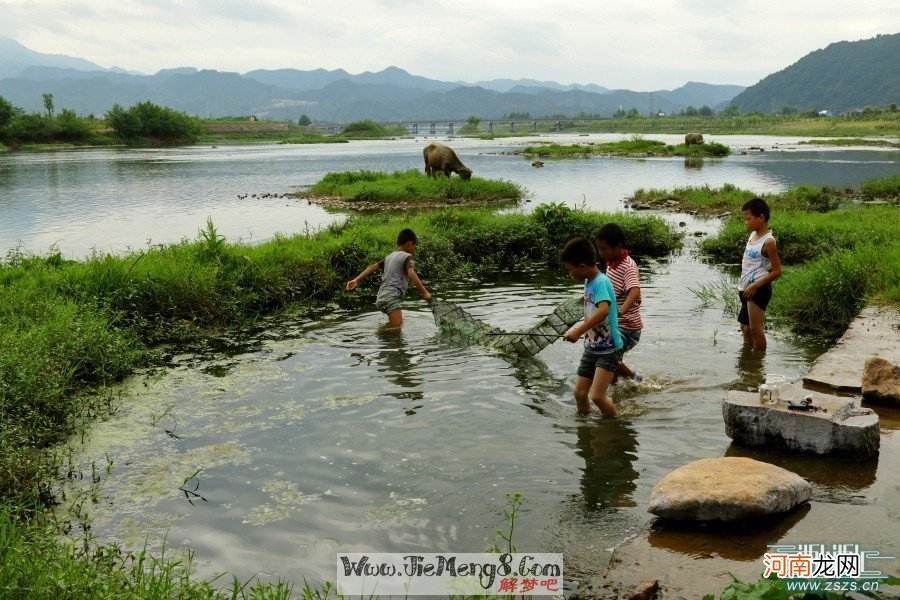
{"left": 375, "top": 288, "right": 404, "bottom": 315}
{"left": 620, "top": 329, "right": 641, "bottom": 353}
{"left": 738, "top": 284, "right": 772, "bottom": 325}
{"left": 577, "top": 349, "right": 622, "bottom": 379}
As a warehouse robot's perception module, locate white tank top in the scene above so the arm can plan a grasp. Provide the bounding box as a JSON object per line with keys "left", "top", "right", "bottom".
{"left": 739, "top": 231, "right": 774, "bottom": 291}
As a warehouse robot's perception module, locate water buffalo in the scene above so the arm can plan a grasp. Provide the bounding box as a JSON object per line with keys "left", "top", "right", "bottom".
{"left": 684, "top": 133, "right": 704, "bottom": 145}
{"left": 423, "top": 143, "right": 472, "bottom": 180}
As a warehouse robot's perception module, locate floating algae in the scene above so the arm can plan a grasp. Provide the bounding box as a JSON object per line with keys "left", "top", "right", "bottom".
{"left": 243, "top": 480, "right": 317, "bottom": 526}
{"left": 324, "top": 393, "right": 378, "bottom": 409}
{"left": 432, "top": 296, "right": 583, "bottom": 356}
{"left": 367, "top": 491, "right": 428, "bottom": 524}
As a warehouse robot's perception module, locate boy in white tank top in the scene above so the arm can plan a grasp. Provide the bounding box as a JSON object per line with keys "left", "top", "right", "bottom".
{"left": 738, "top": 198, "right": 783, "bottom": 351}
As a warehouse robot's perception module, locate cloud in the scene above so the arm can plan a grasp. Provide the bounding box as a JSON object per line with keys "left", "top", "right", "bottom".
{"left": 1, "top": 0, "right": 898, "bottom": 88}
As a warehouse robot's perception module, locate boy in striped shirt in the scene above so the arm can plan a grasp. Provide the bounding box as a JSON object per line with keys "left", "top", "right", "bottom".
{"left": 595, "top": 224, "right": 643, "bottom": 382}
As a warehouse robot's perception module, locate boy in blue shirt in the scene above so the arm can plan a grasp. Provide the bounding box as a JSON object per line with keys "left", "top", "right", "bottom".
{"left": 561, "top": 236, "right": 623, "bottom": 417}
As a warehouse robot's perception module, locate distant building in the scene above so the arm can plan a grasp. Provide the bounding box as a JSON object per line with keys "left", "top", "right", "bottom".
{"left": 817, "top": 110, "right": 831, "bottom": 116}
{"left": 656, "top": 111, "right": 667, "bottom": 117}
{"left": 249, "top": 115, "right": 258, "bottom": 122}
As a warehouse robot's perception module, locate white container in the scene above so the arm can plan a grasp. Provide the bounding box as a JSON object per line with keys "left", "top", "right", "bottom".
{"left": 760, "top": 374, "right": 787, "bottom": 405}
{"left": 759, "top": 383, "right": 778, "bottom": 405}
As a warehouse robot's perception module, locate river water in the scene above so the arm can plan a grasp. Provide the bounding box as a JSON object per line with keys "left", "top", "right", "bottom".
{"left": 14, "top": 135, "right": 897, "bottom": 594}
{"left": 2, "top": 133, "right": 898, "bottom": 257}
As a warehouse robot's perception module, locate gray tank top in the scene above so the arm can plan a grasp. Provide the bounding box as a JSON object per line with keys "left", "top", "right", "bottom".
{"left": 380, "top": 250, "right": 412, "bottom": 294}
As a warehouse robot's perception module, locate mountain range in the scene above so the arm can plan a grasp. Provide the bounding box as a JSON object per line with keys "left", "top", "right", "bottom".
{"left": 731, "top": 32, "right": 900, "bottom": 114}
{"left": 0, "top": 38, "right": 749, "bottom": 121}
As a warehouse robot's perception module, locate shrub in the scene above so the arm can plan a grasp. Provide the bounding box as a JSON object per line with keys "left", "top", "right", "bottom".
{"left": 341, "top": 119, "right": 391, "bottom": 138}
{"left": 860, "top": 174, "right": 900, "bottom": 200}
{"left": 106, "top": 101, "right": 201, "bottom": 144}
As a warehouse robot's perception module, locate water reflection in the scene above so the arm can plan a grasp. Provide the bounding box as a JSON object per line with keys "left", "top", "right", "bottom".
{"left": 724, "top": 444, "right": 877, "bottom": 501}
{"left": 732, "top": 344, "right": 767, "bottom": 391}
{"left": 683, "top": 157, "right": 704, "bottom": 170}
{"left": 372, "top": 327, "right": 422, "bottom": 390}
{"left": 560, "top": 419, "right": 640, "bottom": 512}
{"left": 648, "top": 504, "right": 811, "bottom": 561}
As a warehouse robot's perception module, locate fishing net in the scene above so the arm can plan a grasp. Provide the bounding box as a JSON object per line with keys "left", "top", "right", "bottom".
{"left": 432, "top": 296, "right": 583, "bottom": 357}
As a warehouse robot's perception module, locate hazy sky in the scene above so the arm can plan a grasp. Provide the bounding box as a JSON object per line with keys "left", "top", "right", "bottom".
{"left": 2, "top": 0, "right": 898, "bottom": 89}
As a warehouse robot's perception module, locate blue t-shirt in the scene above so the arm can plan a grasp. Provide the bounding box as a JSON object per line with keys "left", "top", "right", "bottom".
{"left": 583, "top": 272, "right": 623, "bottom": 353}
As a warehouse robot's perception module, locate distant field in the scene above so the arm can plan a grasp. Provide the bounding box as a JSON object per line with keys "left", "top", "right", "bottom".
{"left": 457, "top": 112, "right": 900, "bottom": 138}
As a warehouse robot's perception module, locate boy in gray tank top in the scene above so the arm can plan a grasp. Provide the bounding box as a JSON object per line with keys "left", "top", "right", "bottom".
{"left": 345, "top": 229, "right": 432, "bottom": 328}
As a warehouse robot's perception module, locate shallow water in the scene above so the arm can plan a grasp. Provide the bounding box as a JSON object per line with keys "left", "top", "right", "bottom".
{"left": 2, "top": 134, "right": 898, "bottom": 257}
{"left": 56, "top": 217, "right": 900, "bottom": 590}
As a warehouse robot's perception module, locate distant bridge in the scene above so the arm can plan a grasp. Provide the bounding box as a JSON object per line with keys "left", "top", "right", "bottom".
{"left": 401, "top": 119, "right": 564, "bottom": 135}
{"left": 316, "top": 118, "right": 569, "bottom": 135}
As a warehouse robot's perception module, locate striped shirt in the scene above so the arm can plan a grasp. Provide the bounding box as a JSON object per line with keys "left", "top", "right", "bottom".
{"left": 606, "top": 255, "right": 642, "bottom": 331}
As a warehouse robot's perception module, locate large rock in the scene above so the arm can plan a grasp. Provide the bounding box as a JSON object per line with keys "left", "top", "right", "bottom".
{"left": 863, "top": 356, "right": 900, "bottom": 405}
{"left": 724, "top": 386, "right": 880, "bottom": 456}
{"left": 649, "top": 457, "right": 811, "bottom": 521}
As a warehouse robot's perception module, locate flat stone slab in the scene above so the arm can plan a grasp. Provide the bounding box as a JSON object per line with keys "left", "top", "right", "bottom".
{"left": 724, "top": 384, "right": 879, "bottom": 456}
{"left": 649, "top": 457, "right": 811, "bottom": 522}
{"left": 804, "top": 306, "right": 900, "bottom": 394}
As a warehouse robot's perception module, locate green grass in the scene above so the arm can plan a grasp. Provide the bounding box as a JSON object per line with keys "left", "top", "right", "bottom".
{"left": 631, "top": 183, "right": 850, "bottom": 215}
{"left": 860, "top": 174, "right": 900, "bottom": 200}
{"left": 278, "top": 135, "right": 349, "bottom": 144}
{"left": 773, "top": 243, "right": 900, "bottom": 339}
{"left": 0, "top": 509, "right": 295, "bottom": 599}
{"left": 799, "top": 137, "right": 900, "bottom": 148}
{"left": 519, "top": 139, "right": 730, "bottom": 158}
{"left": 308, "top": 169, "right": 522, "bottom": 203}
{"left": 197, "top": 131, "right": 349, "bottom": 145}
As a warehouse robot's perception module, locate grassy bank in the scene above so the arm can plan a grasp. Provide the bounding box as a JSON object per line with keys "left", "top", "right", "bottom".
{"left": 306, "top": 169, "right": 522, "bottom": 205}
{"left": 519, "top": 139, "right": 730, "bottom": 158}
{"left": 197, "top": 129, "right": 349, "bottom": 145}
{"left": 630, "top": 182, "right": 854, "bottom": 215}
{"left": 799, "top": 137, "right": 900, "bottom": 148}
{"left": 198, "top": 132, "right": 349, "bottom": 145}
{"left": 676, "top": 177, "right": 900, "bottom": 338}
{"left": 0, "top": 205, "right": 678, "bottom": 595}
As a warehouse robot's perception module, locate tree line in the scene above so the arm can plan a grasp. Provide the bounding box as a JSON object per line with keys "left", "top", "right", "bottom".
{"left": 0, "top": 94, "right": 201, "bottom": 147}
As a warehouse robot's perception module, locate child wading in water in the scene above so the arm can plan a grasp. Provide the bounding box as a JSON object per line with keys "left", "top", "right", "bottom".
{"left": 346, "top": 228, "right": 432, "bottom": 328}
{"left": 560, "top": 237, "right": 623, "bottom": 417}
{"left": 595, "top": 224, "right": 643, "bottom": 382}
{"left": 739, "top": 198, "right": 782, "bottom": 350}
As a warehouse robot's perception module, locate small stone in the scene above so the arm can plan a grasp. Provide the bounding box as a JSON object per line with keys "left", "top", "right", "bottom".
{"left": 863, "top": 356, "right": 900, "bottom": 405}
{"left": 628, "top": 580, "right": 660, "bottom": 600}
{"left": 648, "top": 457, "right": 811, "bottom": 521}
